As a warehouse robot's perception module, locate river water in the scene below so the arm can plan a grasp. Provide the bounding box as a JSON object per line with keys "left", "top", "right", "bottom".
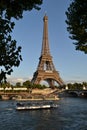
{"left": 0, "top": 97, "right": 87, "bottom": 130}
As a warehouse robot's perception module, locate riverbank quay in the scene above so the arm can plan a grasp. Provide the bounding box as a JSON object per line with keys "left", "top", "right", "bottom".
{"left": 0, "top": 88, "right": 62, "bottom": 101}
{"left": 0, "top": 88, "right": 87, "bottom": 100}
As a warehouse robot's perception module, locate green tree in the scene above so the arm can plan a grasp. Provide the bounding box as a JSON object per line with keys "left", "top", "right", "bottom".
{"left": 23, "top": 80, "right": 33, "bottom": 93}
{"left": 82, "top": 82, "right": 87, "bottom": 89}
{"left": 16, "top": 82, "right": 21, "bottom": 87}
{"left": 82, "top": 82, "right": 87, "bottom": 86}
{"left": 0, "top": 0, "right": 43, "bottom": 83}
{"left": 67, "top": 83, "right": 73, "bottom": 90}
{"left": 66, "top": 0, "right": 87, "bottom": 53}
{"left": 23, "top": 80, "right": 32, "bottom": 87}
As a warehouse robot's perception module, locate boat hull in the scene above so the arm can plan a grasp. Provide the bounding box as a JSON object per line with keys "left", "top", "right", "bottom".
{"left": 16, "top": 103, "right": 58, "bottom": 110}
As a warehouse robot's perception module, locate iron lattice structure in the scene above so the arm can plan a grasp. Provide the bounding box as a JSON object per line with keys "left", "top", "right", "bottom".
{"left": 31, "top": 15, "right": 64, "bottom": 87}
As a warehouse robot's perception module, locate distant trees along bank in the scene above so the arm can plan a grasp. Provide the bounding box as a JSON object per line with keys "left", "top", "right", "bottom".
{"left": 0, "top": 80, "right": 47, "bottom": 92}
{"left": 0, "top": 80, "right": 87, "bottom": 92}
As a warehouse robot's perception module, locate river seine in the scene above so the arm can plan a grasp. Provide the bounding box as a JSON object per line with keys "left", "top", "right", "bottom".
{"left": 0, "top": 97, "right": 87, "bottom": 130}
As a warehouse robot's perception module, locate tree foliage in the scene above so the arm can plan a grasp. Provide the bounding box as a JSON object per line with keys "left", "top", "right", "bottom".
{"left": 0, "top": 0, "right": 43, "bottom": 83}
{"left": 16, "top": 82, "right": 21, "bottom": 87}
{"left": 67, "top": 82, "right": 85, "bottom": 90}
{"left": 23, "top": 80, "right": 32, "bottom": 88}
{"left": 66, "top": 0, "right": 87, "bottom": 53}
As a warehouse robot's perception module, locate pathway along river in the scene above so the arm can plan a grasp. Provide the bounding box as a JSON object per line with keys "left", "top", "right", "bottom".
{"left": 0, "top": 97, "right": 87, "bottom": 130}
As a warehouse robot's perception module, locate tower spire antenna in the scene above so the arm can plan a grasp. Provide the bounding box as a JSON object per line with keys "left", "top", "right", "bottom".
{"left": 41, "top": 14, "right": 50, "bottom": 55}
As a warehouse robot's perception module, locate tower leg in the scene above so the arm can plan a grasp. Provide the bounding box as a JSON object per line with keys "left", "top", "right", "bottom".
{"left": 46, "top": 79, "right": 55, "bottom": 89}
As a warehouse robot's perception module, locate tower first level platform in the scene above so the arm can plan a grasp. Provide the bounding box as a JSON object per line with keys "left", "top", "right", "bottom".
{"left": 32, "top": 69, "right": 64, "bottom": 87}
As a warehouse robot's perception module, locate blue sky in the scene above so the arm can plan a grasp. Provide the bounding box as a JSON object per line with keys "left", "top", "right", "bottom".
{"left": 7, "top": 0, "right": 87, "bottom": 84}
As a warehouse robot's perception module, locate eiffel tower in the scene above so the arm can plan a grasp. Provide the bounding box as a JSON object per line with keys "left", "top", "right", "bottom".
{"left": 31, "top": 14, "right": 64, "bottom": 87}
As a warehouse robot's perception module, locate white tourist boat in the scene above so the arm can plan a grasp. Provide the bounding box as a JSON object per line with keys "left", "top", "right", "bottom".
{"left": 16, "top": 102, "right": 58, "bottom": 110}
